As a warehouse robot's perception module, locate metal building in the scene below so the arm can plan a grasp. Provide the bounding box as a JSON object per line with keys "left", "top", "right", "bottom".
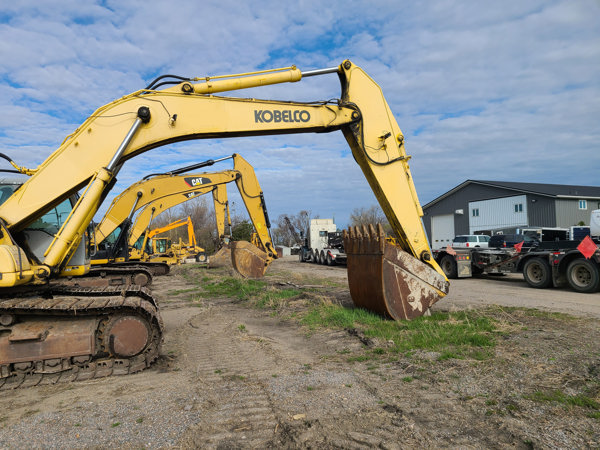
{"left": 423, "top": 180, "right": 600, "bottom": 249}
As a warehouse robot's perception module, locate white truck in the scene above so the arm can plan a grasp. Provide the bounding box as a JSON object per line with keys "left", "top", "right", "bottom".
{"left": 299, "top": 218, "right": 347, "bottom": 265}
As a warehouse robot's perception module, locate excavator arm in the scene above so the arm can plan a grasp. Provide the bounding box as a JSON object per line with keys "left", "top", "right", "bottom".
{"left": 96, "top": 153, "right": 275, "bottom": 276}
{"left": 212, "top": 183, "right": 231, "bottom": 242}
{"left": 128, "top": 186, "right": 214, "bottom": 252}
{"left": 0, "top": 59, "right": 448, "bottom": 319}
{"left": 94, "top": 165, "right": 238, "bottom": 247}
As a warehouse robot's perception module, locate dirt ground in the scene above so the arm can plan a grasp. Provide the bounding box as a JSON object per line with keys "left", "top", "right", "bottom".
{"left": 1, "top": 256, "right": 599, "bottom": 449}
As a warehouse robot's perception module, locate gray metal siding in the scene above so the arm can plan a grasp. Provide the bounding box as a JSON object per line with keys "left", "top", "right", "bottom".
{"left": 527, "top": 195, "right": 556, "bottom": 227}
{"left": 556, "top": 199, "right": 599, "bottom": 226}
{"left": 423, "top": 184, "right": 526, "bottom": 239}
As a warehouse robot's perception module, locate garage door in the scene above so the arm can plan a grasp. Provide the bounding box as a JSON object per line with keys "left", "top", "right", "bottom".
{"left": 431, "top": 214, "right": 455, "bottom": 249}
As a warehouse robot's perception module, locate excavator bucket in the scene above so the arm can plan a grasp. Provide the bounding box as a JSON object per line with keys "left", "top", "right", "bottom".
{"left": 209, "top": 244, "right": 233, "bottom": 269}
{"left": 343, "top": 224, "right": 449, "bottom": 320}
{"left": 230, "top": 240, "right": 269, "bottom": 278}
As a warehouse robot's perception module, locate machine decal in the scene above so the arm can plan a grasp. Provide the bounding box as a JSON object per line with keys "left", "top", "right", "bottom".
{"left": 183, "top": 191, "right": 202, "bottom": 199}
{"left": 254, "top": 109, "right": 310, "bottom": 123}
{"left": 184, "top": 177, "right": 211, "bottom": 187}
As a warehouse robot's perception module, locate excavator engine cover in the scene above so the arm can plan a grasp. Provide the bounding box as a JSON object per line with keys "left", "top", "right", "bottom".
{"left": 230, "top": 240, "right": 269, "bottom": 278}
{"left": 343, "top": 224, "right": 449, "bottom": 320}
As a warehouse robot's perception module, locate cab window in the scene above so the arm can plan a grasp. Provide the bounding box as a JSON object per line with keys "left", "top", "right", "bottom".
{"left": 31, "top": 198, "right": 72, "bottom": 233}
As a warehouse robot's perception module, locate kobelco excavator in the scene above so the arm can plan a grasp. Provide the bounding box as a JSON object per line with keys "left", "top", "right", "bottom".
{"left": 0, "top": 60, "right": 449, "bottom": 389}
{"left": 94, "top": 153, "right": 275, "bottom": 277}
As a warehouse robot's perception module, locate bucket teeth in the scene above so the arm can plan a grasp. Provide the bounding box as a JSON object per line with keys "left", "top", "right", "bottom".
{"left": 343, "top": 222, "right": 448, "bottom": 321}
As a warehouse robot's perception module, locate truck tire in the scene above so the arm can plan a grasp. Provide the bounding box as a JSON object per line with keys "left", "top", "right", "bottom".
{"left": 522, "top": 257, "right": 552, "bottom": 289}
{"left": 312, "top": 250, "right": 320, "bottom": 264}
{"left": 566, "top": 259, "right": 600, "bottom": 293}
{"left": 320, "top": 250, "right": 326, "bottom": 265}
{"left": 440, "top": 255, "right": 458, "bottom": 279}
{"left": 326, "top": 253, "right": 335, "bottom": 266}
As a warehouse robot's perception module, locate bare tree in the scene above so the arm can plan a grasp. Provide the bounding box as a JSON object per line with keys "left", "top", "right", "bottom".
{"left": 147, "top": 196, "right": 218, "bottom": 252}
{"left": 349, "top": 205, "right": 391, "bottom": 234}
{"left": 272, "top": 210, "right": 313, "bottom": 246}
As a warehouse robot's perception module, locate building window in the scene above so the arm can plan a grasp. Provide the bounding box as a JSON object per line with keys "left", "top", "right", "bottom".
{"left": 472, "top": 208, "right": 479, "bottom": 217}
{"left": 579, "top": 200, "right": 587, "bottom": 210}
{"left": 514, "top": 203, "right": 523, "bottom": 213}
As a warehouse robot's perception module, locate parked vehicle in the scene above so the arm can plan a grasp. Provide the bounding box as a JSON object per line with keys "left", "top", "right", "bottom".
{"left": 489, "top": 233, "right": 539, "bottom": 250}
{"left": 433, "top": 237, "right": 600, "bottom": 293}
{"left": 452, "top": 235, "right": 490, "bottom": 248}
{"left": 298, "top": 218, "right": 347, "bottom": 265}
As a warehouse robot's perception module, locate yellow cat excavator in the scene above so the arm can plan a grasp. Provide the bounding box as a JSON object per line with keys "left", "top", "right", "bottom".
{"left": 94, "top": 153, "right": 275, "bottom": 277}
{"left": 143, "top": 216, "right": 204, "bottom": 264}
{"left": 129, "top": 183, "right": 231, "bottom": 265}
{"left": 0, "top": 60, "right": 449, "bottom": 388}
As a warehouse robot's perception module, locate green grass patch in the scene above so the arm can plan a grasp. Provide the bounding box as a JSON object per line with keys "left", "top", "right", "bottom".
{"left": 199, "top": 277, "right": 266, "bottom": 300}
{"left": 193, "top": 276, "right": 302, "bottom": 310}
{"left": 254, "top": 287, "right": 302, "bottom": 310}
{"left": 167, "top": 288, "right": 198, "bottom": 295}
{"left": 525, "top": 390, "right": 600, "bottom": 410}
{"left": 301, "top": 305, "right": 497, "bottom": 360}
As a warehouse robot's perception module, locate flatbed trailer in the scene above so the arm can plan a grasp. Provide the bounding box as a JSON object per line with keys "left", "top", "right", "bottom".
{"left": 433, "top": 239, "right": 600, "bottom": 293}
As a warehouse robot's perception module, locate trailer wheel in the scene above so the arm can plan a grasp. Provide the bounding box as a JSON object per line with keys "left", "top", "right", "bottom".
{"left": 440, "top": 255, "right": 458, "bottom": 279}
{"left": 566, "top": 259, "right": 600, "bottom": 293}
{"left": 522, "top": 257, "right": 552, "bottom": 289}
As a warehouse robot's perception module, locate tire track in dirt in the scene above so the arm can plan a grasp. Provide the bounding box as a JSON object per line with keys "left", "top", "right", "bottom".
{"left": 176, "top": 301, "right": 281, "bottom": 447}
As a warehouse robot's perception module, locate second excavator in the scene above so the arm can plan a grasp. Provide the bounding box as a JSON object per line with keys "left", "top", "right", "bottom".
{"left": 93, "top": 153, "right": 276, "bottom": 278}
{"left": 0, "top": 60, "right": 449, "bottom": 389}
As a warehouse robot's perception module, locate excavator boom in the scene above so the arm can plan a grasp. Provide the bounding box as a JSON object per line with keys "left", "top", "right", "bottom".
{"left": 0, "top": 59, "right": 449, "bottom": 389}
{"left": 96, "top": 154, "right": 275, "bottom": 276}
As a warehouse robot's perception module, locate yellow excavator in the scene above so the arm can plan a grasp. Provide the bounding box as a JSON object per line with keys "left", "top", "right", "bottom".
{"left": 129, "top": 183, "right": 232, "bottom": 267}
{"left": 95, "top": 153, "right": 275, "bottom": 277}
{"left": 0, "top": 60, "right": 449, "bottom": 388}
{"left": 142, "top": 216, "right": 204, "bottom": 264}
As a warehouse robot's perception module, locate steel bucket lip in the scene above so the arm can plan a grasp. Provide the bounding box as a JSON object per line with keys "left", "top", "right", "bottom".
{"left": 343, "top": 223, "right": 448, "bottom": 321}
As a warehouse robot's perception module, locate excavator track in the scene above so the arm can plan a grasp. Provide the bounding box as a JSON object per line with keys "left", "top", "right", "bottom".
{"left": 99, "top": 261, "right": 171, "bottom": 276}
{"left": 78, "top": 266, "right": 154, "bottom": 287}
{"left": 0, "top": 285, "right": 163, "bottom": 390}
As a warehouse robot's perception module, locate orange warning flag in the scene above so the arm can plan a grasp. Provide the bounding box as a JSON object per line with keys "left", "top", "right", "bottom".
{"left": 514, "top": 241, "right": 524, "bottom": 253}
{"left": 577, "top": 235, "right": 598, "bottom": 259}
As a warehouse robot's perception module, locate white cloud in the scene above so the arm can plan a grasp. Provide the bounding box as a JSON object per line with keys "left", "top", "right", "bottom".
{"left": 0, "top": 0, "right": 598, "bottom": 231}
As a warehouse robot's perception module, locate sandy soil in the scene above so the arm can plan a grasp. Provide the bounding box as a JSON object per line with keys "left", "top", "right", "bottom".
{"left": 0, "top": 256, "right": 599, "bottom": 449}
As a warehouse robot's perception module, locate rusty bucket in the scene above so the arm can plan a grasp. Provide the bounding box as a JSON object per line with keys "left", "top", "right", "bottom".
{"left": 343, "top": 224, "right": 449, "bottom": 320}
{"left": 209, "top": 245, "right": 233, "bottom": 269}
{"left": 230, "top": 240, "right": 269, "bottom": 278}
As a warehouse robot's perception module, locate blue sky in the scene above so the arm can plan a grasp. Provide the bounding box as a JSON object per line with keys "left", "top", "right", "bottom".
{"left": 1, "top": 0, "right": 599, "bottom": 228}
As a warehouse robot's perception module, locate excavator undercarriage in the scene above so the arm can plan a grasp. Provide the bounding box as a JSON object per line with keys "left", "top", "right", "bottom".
{"left": 0, "top": 285, "right": 162, "bottom": 390}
